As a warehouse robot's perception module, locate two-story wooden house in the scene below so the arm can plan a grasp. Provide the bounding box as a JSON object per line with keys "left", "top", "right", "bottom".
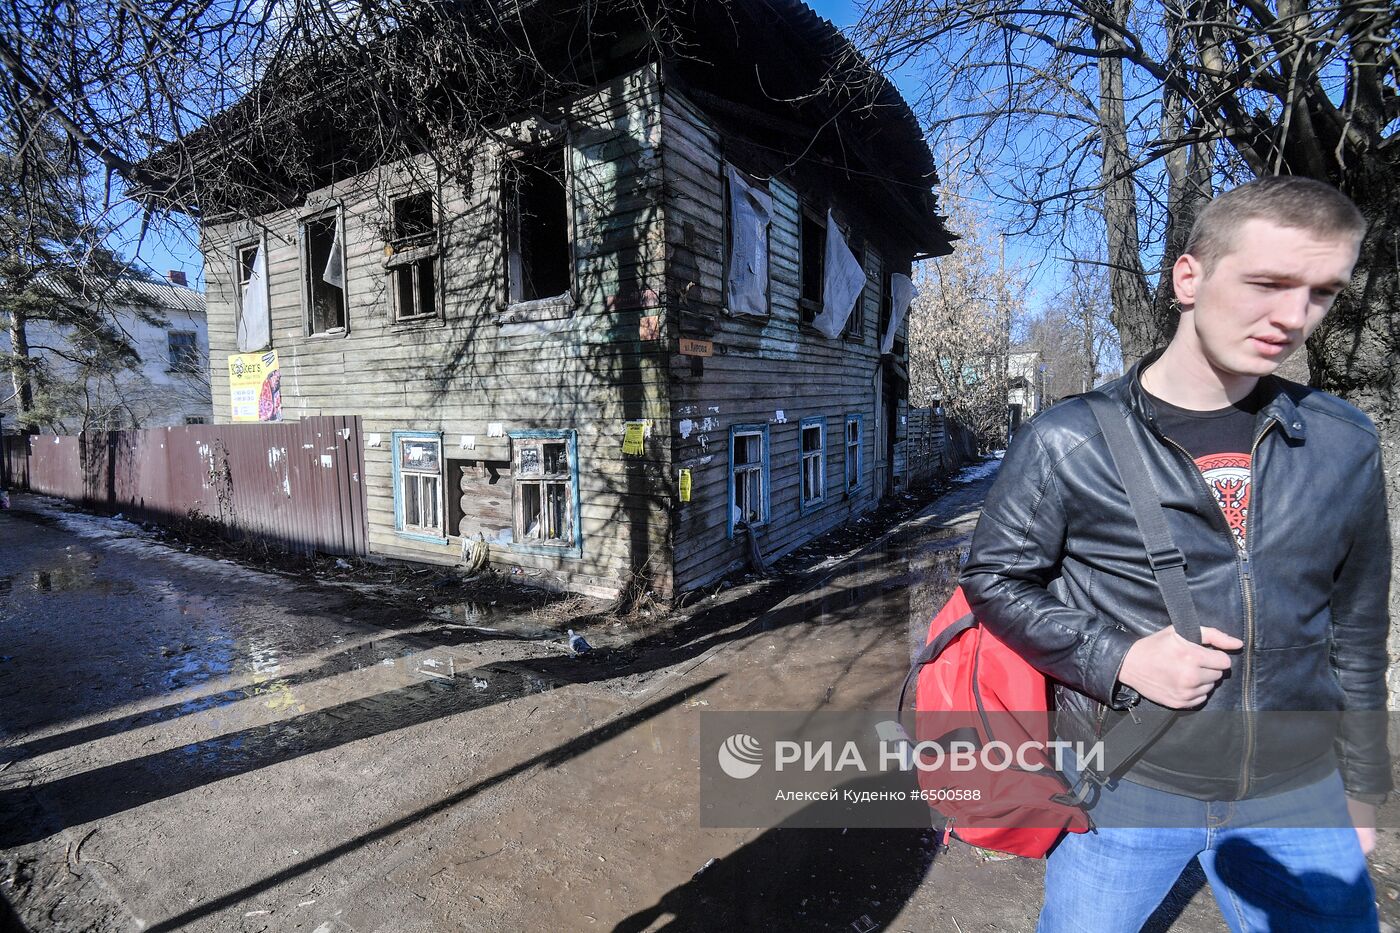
{"left": 183, "top": 0, "right": 953, "bottom": 598}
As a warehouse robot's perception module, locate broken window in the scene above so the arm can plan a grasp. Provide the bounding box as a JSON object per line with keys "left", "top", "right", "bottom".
{"left": 800, "top": 418, "right": 825, "bottom": 509}
{"left": 395, "top": 434, "right": 444, "bottom": 538}
{"left": 387, "top": 191, "right": 439, "bottom": 322}
{"left": 880, "top": 273, "right": 916, "bottom": 356}
{"left": 505, "top": 149, "right": 571, "bottom": 305}
{"left": 512, "top": 432, "right": 576, "bottom": 548}
{"left": 167, "top": 330, "right": 200, "bottom": 372}
{"left": 845, "top": 414, "right": 863, "bottom": 491}
{"left": 799, "top": 205, "right": 825, "bottom": 323}
{"left": 237, "top": 243, "right": 260, "bottom": 290}
{"left": 235, "top": 239, "right": 270, "bottom": 351}
{"left": 730, "top": 426, "right": 768, "bottom": 535}
{"left": 301, "top": 213, "right": 346, "bottom": 335}
{"left": 843, "top": 240, "right": 866, "bottom": 340}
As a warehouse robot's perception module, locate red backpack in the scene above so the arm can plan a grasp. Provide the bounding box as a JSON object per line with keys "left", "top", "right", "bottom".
{"left": 896, "top": 585, "right": 1090, "bottom": 858}
{"left": 895, "top": 393, "right": 1204, "bottom": 858}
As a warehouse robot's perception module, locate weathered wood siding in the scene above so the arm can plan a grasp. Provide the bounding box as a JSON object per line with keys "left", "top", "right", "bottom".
{"left": 660, "top": 86, "right": 914, "bottom": 593}
{"left": 202, "top": 66, "right": 672, "bottom": 598}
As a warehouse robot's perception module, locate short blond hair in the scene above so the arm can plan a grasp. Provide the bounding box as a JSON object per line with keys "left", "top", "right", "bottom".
{"left": 1184, "top": 177, "right": 1365, "bottom": 275}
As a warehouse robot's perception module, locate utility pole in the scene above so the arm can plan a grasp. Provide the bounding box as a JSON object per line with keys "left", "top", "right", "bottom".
{"left": 998, "top": 233, "right": 1010, "bottom": 442}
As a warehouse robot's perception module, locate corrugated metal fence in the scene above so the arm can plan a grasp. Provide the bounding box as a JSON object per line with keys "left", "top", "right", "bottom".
{"left": 3, "top": 416, "right": 368, "bottom": 556}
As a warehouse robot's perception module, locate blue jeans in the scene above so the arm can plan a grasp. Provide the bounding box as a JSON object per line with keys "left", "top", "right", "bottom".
{"left": 1038, "top": 770, "right": 1377, "bottom": 932}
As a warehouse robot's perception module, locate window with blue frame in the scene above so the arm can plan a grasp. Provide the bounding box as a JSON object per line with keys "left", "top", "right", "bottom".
{"left": 511, "top": 430, "right": 579, "bottom": 550}
{"left": 845, "top": 414, "right": 862, "bottom": 491}
{"left": 800, "top": 417, "right": 825, "bottom": 510}
{"left": 729, "top": 425, "right": 768, "bottom": 534}
{"left": 394, "top": 432, "right": 445, "bottom": 539}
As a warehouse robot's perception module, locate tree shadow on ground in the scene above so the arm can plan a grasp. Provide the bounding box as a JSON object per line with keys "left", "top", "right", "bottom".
{"left": 614, "top": 770, "right": 939, "bottom": 932}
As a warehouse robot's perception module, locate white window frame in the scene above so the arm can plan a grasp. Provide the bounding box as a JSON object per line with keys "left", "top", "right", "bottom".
{"left": 393, "top": 432, "right": 445, "bottom": 541}
{"left": 799, "top": 417, "right": 825, "bottom": 512}
{"left": 510, "top": 430, "right": 580, "bottom": 553}
{"left": 845, "top": 414, "right": 863, "bottom": 492}
{"left": 729, "top": 424, "right": 769, "bottom": 537}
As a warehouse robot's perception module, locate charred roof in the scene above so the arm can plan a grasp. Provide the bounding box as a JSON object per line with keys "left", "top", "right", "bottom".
{"left": 154, "top": 0, "right": 948, "bottom": 254}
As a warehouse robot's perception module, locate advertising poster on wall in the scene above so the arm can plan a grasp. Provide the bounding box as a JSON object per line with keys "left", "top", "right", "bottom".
{"left": 228, "top": 350, "right": 283, "bottom": 422}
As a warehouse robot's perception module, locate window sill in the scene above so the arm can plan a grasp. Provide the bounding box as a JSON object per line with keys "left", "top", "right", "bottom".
{"left": 307, "top": 328, "right": 349, "bottom": 340}
{"left": 499, "top": 293, "right": 576, "bottom": 325}
{"left": 393, "top": 314, "right": 445, "bottom": 328}
{"left": 507, "top": 540, "right": 582, "bottom": 559}
{"left": 384, "top": 243, "right": 439, "bottom": 268}
{"left": 395, "top": 528, "right": 449, "bottom": 545}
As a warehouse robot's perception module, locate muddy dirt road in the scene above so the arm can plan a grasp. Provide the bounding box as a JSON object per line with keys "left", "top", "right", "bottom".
{"left": 3, "top": 469, "right": 1395, "bottom": 931}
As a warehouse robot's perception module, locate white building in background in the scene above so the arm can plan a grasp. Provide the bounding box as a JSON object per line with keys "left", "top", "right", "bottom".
{"left": 1007, "top": 349, "right": 1045, "bottom": 433}
{"left": 2, "top": 275, "right": 210, "bottom": 434}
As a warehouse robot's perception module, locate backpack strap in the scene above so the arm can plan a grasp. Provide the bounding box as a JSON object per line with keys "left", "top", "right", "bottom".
{"left": 1057, "top": 392, "right": 1208, "bottom": 801}
{"left": 1083, "top": 392, "right": 1203, "bottom": 645}
{"left": 897, "top": 611, "right": 977, "bottom": 714}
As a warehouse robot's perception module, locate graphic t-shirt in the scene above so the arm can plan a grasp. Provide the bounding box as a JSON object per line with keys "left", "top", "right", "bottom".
{"left": 1143, "top": 384, "right": 1264, "bottom": 548}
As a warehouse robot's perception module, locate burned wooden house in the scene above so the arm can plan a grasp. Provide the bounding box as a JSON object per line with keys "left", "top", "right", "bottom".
{"left": 182, "top": 0, "right": 953, "bottom": 598}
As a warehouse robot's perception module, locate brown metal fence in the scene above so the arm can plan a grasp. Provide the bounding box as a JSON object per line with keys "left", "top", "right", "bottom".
{"left": 3, "top": 416, "right": 368, "bottom": 556}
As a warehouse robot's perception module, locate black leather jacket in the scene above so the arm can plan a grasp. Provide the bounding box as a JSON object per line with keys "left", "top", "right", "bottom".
{"left": 960, "top": 354, "right": 1392, "bottom": 800}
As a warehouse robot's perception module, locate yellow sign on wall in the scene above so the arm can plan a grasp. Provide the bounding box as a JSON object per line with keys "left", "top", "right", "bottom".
{"left": 622, "top": 420, "right": 647, "bottom": 456}
{"left": 678, "top": 468, "right": 692, "bottom": 502}
{"left": 228, "top": 350, "right": 282, "bottom": 422}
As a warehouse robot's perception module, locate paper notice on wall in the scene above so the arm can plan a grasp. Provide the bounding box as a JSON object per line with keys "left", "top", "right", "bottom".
{"left": 229, "top": 350, "right": 282, "bottom": 423}
{"left": 622, "top": 421, "right": 647, "bottom": 456}
{"left": 236, "top": 244, "right": 270, "bottom": 352}
{"left": 880, "top": 273, "right": 917, "bottom": 354}
{"left": 813, "top": 212, "right": 867, "bottom": 339}
{"left": 679, "top": 468, "right": 692, "bottom": 503}
{"left": 726, "top": 165, "right": 772, "bottom": 317}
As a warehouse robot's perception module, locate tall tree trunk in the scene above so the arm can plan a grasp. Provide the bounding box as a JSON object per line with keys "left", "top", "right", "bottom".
{"left": 1152, "top": 9, "right": 1214, "bottom": 337}
{"left": 7, "top": 308, "right": 35, "bottom": 431}
{"left": 1308, "top": 161, "right": 1400, "bottom": 703}
{"left": 1094, "top": 0, "right": 1156, "bottom": 366}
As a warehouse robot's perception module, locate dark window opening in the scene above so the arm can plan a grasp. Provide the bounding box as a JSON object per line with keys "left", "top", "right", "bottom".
{"left": 800, "top": 207, "right": 825, "bottom": 323}
{"left": 237, "top": 243, "right": 259, "bottom": 289}
{"left": 303, "top": 215, "right": 345, "bottom": 334}
{"left": 168, "top": 330, "right": 199, "bottom": 372}
{"left": 392, "top": 192, "right": 434, "bottom": 244}
{"left": 506, "top": 150, "right": 571, "bottom": 304}
{"left": 394, "top": 257, "right": 437, "bottom": 320}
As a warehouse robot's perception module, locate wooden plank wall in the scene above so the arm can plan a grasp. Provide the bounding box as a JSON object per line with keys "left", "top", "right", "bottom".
{"left": 203, "top": 66, "right": 673, "bottom": 598}
{"left": 660, "top": 86, "right": 915, "bottom": 593}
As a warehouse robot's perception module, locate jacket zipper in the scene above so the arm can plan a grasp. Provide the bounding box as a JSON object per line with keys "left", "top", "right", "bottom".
{"left": 1235, "top": 421, "right": 1273, "bottom": 797}
{"left": 1156, "top": 420, "right": 1274, "bottom": 798}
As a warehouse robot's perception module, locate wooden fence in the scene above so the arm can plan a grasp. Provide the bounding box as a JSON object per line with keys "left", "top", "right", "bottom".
{"left": 899, "top": 407, "right": 979, "bottom": 489}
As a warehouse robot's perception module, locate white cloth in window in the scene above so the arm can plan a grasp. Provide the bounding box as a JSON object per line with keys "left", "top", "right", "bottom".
{"left": 726, "top": 166, "right": 771, "bottom": 317}
{"left": 880, "top": 272, "right": 916, "bottom": 354}
{"left": 323, "top": 223, "right": 345, "bottom": 289}
{"left": 236, "top": 245, "right": 270, "bottom": 352}
{"left": 813, "top": 211, "right": 865, "bottom": 339}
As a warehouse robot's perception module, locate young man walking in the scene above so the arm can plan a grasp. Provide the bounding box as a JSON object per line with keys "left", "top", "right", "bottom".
{"left": 960, "top": 177, "right": 1391, "bottom": 931}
